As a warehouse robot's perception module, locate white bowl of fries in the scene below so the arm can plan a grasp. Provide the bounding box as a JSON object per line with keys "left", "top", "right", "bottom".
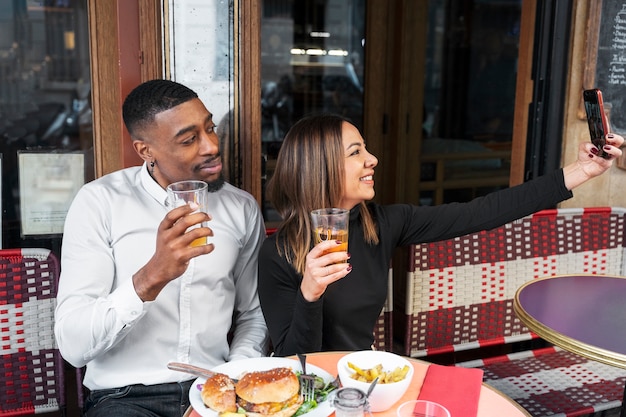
{"left": 337, "top": 350, "right": 414, "bottom": 412}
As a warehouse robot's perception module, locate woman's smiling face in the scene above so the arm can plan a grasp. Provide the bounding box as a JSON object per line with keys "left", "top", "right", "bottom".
{"left": 338, "top": 122, "right": 378, "bottom": 209}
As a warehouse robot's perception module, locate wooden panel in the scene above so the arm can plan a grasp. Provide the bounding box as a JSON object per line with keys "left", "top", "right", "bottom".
{"left": 89, "top": 0, "right": 125, "bottom": 177}
{"left": 88, "top": 0, "right": 161, "bottom": 177}
{"left": 363, "top": 0, "right": 396, "bottom": 205}
{"left": 238, "top": 0, "right": 262, "bottom": 202}
{"left": 117, "top": 1, "right": 143, "bottom": 169}
{"left": 510, "top": 1, "right": 536, "bottom": 186}
{"left": 138, "top": 0, "right": 163, "bottom": 83}
{"left": 395, "top": 1, "right": 427, "bottom": 205}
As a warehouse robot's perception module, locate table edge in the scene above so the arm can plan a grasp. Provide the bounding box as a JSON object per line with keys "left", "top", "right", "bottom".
{"left": 514, "top": 274, "right": 626, "bottom": 369}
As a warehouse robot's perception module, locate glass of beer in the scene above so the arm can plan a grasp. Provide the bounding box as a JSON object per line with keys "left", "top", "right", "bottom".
{"left": 166, "top": 180, "right": 210, "bottom": 247}
{"left": 310, "top": 208, "right": 349, "bottom": 260}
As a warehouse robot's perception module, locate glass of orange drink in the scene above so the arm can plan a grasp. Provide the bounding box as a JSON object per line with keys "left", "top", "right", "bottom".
{"left": 310, "top": 208, "right": 349, "bottom": 261}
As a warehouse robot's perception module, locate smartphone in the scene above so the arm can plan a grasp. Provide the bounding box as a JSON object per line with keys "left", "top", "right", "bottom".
{"left": 583, "top": 88, "right": 610, "bottom": 158}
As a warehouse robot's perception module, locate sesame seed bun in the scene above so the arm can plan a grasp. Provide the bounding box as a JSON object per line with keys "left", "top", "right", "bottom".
{"left": 235, "top": 367, "right": 303, "bottom": 417}
{"left": 201, "top": 372, "right": 237, "bottom": 413}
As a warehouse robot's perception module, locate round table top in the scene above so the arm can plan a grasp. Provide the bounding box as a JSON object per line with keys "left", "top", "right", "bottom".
{"left": 186, "top": 352, "right": 530, "bottom": 417}
{"left": 514, "top": 274, "right": 626, "bottom": 369}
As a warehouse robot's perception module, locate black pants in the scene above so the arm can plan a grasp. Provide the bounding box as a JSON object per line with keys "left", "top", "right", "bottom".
{"left": 84, "top": 380, "right": 194, "bottom": 417}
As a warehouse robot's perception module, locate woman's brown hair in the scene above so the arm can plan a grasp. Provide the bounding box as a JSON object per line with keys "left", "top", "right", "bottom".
{"left": 267, "top": 113, "right": 379, "bottom": 274}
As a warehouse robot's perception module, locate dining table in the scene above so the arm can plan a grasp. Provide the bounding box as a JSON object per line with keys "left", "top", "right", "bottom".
{"left": 184, "top": 351, "right": 531, "bottom": 417}
{"left": 514, "top": 274, "right": 626, "bottom": 417}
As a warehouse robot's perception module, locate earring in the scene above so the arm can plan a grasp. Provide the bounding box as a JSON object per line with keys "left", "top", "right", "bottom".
{"left": 149, "top": 160, "right": 155, "bottom": 175}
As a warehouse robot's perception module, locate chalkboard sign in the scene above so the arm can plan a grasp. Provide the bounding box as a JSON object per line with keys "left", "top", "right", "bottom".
{"left": 594, "top": 1, "right": 626, "bottom": 132}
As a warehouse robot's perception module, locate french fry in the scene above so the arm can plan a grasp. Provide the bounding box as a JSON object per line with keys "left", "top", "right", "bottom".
{"left": 347, "top": 361, "right": 367, "bottom": 377}
{"left": 394, "top": 365, "right": 410, "bottom": 381}
{"left": 347, "top": 362, "right": 409, "bottom": 384}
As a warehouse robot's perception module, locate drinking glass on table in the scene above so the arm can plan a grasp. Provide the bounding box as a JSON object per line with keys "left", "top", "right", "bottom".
{"left": 166, "top": 180, "right": 210, "bottom": 247}
{"left": 310, "top": 208, "right": 349, "bottom": 261}
{"left": 396, "top": 400, "right": 450, "bottom": 417}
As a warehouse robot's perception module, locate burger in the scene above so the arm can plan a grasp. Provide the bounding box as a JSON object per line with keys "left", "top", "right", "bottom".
{"left": 201, "top": 367, "right": 303, "bottom": 417}
{"left": 235, "top": 367, "right": 303, "bottom": 417}
{"left": 201, "top": 372, "right": 237, "bottom": 413}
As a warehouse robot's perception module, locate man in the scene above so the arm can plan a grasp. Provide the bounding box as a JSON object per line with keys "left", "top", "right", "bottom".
{"left": 55, "top": 79, "right": 269, "bottom": 416}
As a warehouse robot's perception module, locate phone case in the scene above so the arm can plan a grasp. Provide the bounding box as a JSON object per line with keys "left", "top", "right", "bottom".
{"left": 583, "top": 88, "right": 610, "bottom": 158}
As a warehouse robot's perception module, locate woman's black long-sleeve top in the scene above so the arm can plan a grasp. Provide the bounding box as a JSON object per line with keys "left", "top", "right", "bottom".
{"left": 258, "top": 170, "right": 572, "bottom": 356}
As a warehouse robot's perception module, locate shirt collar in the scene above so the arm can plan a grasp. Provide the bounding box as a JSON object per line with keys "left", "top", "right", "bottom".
{"left": 139, "top": 162, "right": 169, "bottom": 206}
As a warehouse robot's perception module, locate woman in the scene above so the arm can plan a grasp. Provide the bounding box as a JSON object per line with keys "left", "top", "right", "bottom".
{"left": 258, "top": 113, "right": 623, "bottom": 356}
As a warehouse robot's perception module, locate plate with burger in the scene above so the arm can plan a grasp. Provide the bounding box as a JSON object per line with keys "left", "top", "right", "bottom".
{"left": 189, "top": 357, "right": 337, "bottom": 417}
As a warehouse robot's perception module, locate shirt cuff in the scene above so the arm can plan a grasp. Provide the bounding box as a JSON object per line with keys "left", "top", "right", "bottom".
{"left": 110, "top": 278, "right": 149, "bottom": 324}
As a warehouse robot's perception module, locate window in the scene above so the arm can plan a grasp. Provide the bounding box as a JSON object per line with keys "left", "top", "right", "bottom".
{"left": 0, "top": 0, "right": 92, "bottom": 251}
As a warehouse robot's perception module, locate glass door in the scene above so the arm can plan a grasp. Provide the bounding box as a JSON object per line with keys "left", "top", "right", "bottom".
{"left": 418, "top": 0, "right": 521, "bottom": 205}
{"left": 260, "top": 0, "right": 366, "bottom": 222}
{"left": 259, "top": 0, "right": 525, "bottom": 219}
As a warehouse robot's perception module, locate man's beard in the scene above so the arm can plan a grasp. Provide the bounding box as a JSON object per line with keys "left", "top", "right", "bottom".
{"left": 206, "top": 173, "right": 225, "bottom": 192}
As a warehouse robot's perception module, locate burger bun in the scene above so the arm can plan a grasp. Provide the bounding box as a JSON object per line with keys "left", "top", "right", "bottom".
{"left": 236, "top": 367, "right": 300, "bottom": 403}
{"left": 201, "top": 372, "right": 237, "bottom": 413}
{"left": 236, "top": 367, "right": 303, "bottom": 417}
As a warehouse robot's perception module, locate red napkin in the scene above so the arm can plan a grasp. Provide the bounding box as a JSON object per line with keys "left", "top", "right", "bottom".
{"left": 417, "top": 364, "right": 484, "bottom": 417}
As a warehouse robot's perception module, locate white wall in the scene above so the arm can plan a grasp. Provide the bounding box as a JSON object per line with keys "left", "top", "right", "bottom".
{"left": 167, "top": 0, "right": 233, "bottom": 128}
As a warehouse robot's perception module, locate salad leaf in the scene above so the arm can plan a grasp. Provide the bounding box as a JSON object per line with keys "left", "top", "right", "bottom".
{"left": 294, "top": 373, "right": 339, "bottom": 416}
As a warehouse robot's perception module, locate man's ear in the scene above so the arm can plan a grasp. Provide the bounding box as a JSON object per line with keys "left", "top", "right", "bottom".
{"left": 133, "top": 140, "right": 152, "bottom": 162}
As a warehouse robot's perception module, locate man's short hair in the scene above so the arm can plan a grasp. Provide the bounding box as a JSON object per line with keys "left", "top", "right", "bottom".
{"left": 122, "top": 79, "right": 198, "bottom": 137}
